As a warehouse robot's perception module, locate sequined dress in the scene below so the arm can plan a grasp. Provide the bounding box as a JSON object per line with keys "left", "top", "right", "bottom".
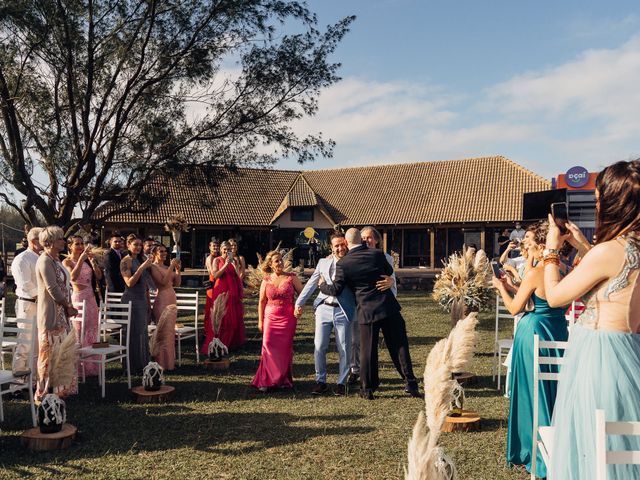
{"left": 549, "top": 236, "right": 640, "bottom": 479}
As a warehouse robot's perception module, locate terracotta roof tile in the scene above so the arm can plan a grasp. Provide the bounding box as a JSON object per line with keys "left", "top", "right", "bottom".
{"left": 99, "top": 156, "right": 550, "bottom": 226}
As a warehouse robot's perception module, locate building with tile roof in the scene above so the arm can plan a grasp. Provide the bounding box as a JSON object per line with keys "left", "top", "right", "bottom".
{"left": 100, "top": 155, "right": 550, "bottom": 268}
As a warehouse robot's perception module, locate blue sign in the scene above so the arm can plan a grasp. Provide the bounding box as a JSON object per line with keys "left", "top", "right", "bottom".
{"left": 566, "top": 165, "right": 589, "bottom": 188}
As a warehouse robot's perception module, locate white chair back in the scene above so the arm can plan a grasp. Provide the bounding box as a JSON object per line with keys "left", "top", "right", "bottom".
{"left": 531, "top": 334, "right": 568, "bottom": 479}
{"left": 0, "top": 297, "right": 5, "bottom": 322}
{"left": 595, "top": 409, "right": 640, "bottom": 479}
{"left": 0, "top": 316, "right": 37, "bottom": 426}
{"left": 71, "top": 299, "right": 87, "bottom": 347}
{"left": 101, "top": 301, "right": 132, "bottom": 345}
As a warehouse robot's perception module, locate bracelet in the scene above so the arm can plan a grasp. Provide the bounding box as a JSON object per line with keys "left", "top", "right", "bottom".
{"left": 543, "top": 255, "right": 560, "bottom": 266}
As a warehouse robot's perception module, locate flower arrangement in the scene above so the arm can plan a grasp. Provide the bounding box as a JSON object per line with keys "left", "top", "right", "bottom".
{"left": 164, "top": 213, "right": 189, "bottom": 253}
{"left": 432, "top": 247, "right": 492, "bottom": 313}
{"left": 404, "top": 313, "right": 479, "bottom": 480}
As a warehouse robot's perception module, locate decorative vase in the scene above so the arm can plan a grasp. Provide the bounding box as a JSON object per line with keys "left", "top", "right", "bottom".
{"left": 208, "top": 337, "right": 229, "bottom": 361}
{"left": 142, "top": 361, "right": 164, "bottom": 391}
{"left": 38, "top": 389, "right": 66, "bottom": 434}
{"left": 447, "top": 376, "right": 465, "bottom": 418}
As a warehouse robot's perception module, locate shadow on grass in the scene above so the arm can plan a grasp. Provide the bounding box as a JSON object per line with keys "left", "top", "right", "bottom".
{"left": 0, "top": 410, "right": 373, "bottom": 474}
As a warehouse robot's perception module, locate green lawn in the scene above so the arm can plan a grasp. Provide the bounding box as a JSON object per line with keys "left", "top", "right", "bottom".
{"left": 0, "top": 291, "right": 526, "bottom": 480}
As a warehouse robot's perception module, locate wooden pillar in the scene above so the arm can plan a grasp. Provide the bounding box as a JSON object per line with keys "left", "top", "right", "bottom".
{"left": 480, "top": 229, "right": 486, "bottom": 253}
{"left": 430, "top": 228, "right": 435, "bottom": 269}
{"left": 383, "top": 231, "right": 388, "bottom": 253}
{"left": 400, "top": 228, "right": 404, "bottom": 268}
{"left": 191, "top": 227, "right": 197, "bottom": 268}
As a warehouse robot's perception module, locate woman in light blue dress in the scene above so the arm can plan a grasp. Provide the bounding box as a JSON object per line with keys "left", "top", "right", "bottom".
{"left": 544, "top": 159, "right": 640, "bottom": 479}
{"left": 493, "top": 221, "right": 568, "bottom": 478}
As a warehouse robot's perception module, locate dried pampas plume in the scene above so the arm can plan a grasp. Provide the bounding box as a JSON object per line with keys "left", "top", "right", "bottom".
{"left": 244, "top": 243, "right": 296, "bottom": 295}
{"left": 49, "top": 329, "right": 78, "bottom": 389}
{"left": 210, "top": 292, "right": 228, "bottom": 335}
{"left": 150, "top": 305, "right": 177, "bottom": 359}
{"left": 405, "top": 313, "right": 478, "bottom": 480}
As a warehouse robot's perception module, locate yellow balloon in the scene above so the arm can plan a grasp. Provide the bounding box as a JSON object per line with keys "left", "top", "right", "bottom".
{"left": 303, "top": 227, "right": 316, "bottom": 239}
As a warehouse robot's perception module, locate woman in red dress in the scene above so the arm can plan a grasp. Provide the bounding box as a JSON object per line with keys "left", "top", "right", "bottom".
{"left": 251, "top": 250, "right": 303, "bottom": 392}
{"left": 201, "top": 241, "right": 245, "bottom": 355}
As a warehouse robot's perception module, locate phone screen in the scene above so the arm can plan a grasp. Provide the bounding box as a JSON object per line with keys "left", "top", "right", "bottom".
{"left": 551, "top": 202, "right": 569, "bottom": 234}
{"left": 227, "top": 251, "right": 234, "bottom": 260}
{"left": 491, "top": 261, "right": 504, "bottom": 278}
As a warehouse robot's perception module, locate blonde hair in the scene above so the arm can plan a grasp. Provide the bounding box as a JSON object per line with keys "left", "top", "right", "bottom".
{"left": 39, "top": 226, "right": 64, "bottom": 248}
{"left": 261, "top": 250, "right": 282, "bottom": 274}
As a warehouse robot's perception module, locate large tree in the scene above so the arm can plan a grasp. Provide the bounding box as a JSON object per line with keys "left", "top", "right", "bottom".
{"left": 0, "top": 0, "right": 353, "bottom": 231}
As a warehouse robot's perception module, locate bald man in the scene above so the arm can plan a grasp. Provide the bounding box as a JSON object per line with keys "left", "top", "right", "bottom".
{"left": 319, "top": 228, "right": 419, "bottom": 399}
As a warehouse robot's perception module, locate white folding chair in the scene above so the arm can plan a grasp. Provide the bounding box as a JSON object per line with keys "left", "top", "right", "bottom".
{"left": 531, "top": 334, "right": 568, "bottom": 479}
{"left": 0, "top": 316, "right": 37, "bottom": 427}
{"left": 493, "top": 295, "right": 516, "bottom": 390}
{"left": 79, "top": 301, "right": 132, "bottom": 398}
{"left": 70, "top": 299, "right": 87, "bottom": 382}
{"left": 175, "top": 291, "right": 200, "bottom": 365}
{"left": 0, "top": 298, "right": 15, "bottom": 369}
{"left": 595, "top": 409, "right": 640, "bottom": 479}
{"left": 100, "top": 289, "right": 124, "bottom": 345}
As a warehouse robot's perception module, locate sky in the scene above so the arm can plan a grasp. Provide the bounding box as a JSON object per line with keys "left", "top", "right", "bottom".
{"left": 277, "top": 0, "right": 640, "bottom": 180}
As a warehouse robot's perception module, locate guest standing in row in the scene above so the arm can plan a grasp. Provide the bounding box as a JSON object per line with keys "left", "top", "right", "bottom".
{"left": 120, "top": 234, "right": 153, "bottom": 374}
{"left": 105, "top": 234, "right": 126, "bottom": 293}
{"left": 228, "top": 238, "right": 246, "bottom": 281}
{"left": 149, "top": 244, "right": 181, "bottom": 371}
{"left": 252, "top": 250, "right": 303, "bottom": 391}
{"left": 63, "top": 236, "right": 102, "bottom": 377}
{"left": 11, "top": 227, "right": 42, "bottom": 377}
{"left": 201, "top": 241, "right": 245, "bottom": 354}
{"left": 35, "top": 226, "right": 78, "bottom": 400}
{"left": 203, "top": 239, "right": 220, "bottom": 349}
{"left": 545, "top": 159, "right": 640, "bottom": 479}
{"left": 493, "top": 221, "right": 568, "bottom": 478}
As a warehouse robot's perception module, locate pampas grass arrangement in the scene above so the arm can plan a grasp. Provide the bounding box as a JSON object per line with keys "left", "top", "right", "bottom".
{"left": 207, "top": 292, "right": 229, "bottom": 358}
{"left": 244, "top": 243, "right": 297, "bottom": 295}
{"left": 432, "top": 247, "right": 492, "bottom": 313}
{"left": 150, "top": 305, "right": 178, "bottom": 359}
{"left": 405, "top": 313, "right": 479, "bottom": 480}
{"left": 49, "top": 329, "right": 78, "bottom": 389}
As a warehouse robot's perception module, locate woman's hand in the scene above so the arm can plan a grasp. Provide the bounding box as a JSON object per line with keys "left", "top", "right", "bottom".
{"left": 565, "top": 220, "right": 592, "bottom": 254}
{"left": 258, "top": 321, "right": 263, "bottom": 333}
{"left": 546, "top": 213, "right": 570, "bottom": 250}
{"left": 170, "top": 258, "right": 181, "bottom": 270}
{"left": 65, "top": 305, "right": 78, "bottom": 317}
{"left": 492, "top": 276, "right": 507, "bottom": 291}
{"left": 141, "top": 256, "right": 154, "bottom": 270}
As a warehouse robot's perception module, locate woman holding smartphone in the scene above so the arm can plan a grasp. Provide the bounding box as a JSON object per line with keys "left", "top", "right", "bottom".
{"left": 493, "top": 221, "right": 569, "bottom": 478}
{"left": 545, "top": 159, "right": 640, "bottom": 479}
{"left": 201, "top": 241, "right": 245, "bottom": 354}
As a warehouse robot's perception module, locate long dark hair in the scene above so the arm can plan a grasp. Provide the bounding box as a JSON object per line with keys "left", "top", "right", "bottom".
{"left": 595, "top": 159, "right": 640, "bottom": 244}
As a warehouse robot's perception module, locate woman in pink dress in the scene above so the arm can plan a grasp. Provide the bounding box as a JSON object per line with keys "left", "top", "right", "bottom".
{"left": 201, "top": 241, "right": 245, "bottom": 355}
{"left": 149, "top": 244, "right": 181, "bottom": 370}
{"left": 63, "top": 235, "right": 103, "bottom": 377}
{"left": 251, "top": 250, "right": 303, "bottom": 392}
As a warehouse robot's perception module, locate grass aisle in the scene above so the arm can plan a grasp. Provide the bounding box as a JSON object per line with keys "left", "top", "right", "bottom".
{"left": 0, "top": 292, "right": 526, "bottom": 480}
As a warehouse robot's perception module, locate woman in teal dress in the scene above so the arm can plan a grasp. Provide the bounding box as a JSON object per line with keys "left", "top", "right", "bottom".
{"left": 493, "top": 221, "right": 569, "bottom": 478}
{"left": 544, "top": 159, "right": 640, "bottom": 479}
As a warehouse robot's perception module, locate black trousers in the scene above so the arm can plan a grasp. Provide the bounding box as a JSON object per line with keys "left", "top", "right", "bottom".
{"left": 359, "top": 312, "right": 416, "bottom": 393}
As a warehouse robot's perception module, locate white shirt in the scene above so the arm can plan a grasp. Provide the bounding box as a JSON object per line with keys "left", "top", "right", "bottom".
{"left": 11, "top": 248, "right": 40, "bottom": 299}
{"left": 384, "top": 252, "right": 398, "bottom": 297}
{"left": 510, "top": 228, "right": 525, "bottom": 241}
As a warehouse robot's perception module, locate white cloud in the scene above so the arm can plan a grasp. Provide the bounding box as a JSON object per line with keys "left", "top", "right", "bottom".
{"left": 292, "top": 34, "right": 640, "bottom": 176}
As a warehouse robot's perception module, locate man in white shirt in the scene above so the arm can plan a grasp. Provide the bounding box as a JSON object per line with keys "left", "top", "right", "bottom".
{"left": 11, "top": 227, "right": 43, "bottom": 375}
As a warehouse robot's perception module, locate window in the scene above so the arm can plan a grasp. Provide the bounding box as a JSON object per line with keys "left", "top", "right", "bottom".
{"left": 290, "top": 207, "right": 314, "bottom": 222}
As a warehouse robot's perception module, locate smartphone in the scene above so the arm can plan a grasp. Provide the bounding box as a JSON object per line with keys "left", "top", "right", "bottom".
{"left": 551, "top": 202, "right": 569, "bottom": 234}
{"left": 227, "top": 251, "right": 234, "bottom": 260}
{"left": 491, "top": 261, "right": 505, "bottom": 278}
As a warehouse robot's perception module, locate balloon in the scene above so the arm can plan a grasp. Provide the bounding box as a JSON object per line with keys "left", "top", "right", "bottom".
{"left": 303, "top": 227, "right": 316, "bottom": 239}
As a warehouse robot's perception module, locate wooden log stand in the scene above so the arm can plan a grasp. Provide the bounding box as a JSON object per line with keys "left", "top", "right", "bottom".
{"left": 131, "top": 385, "right": 175, "bottom": 404}
{"left": 203, "top": 357, "right": 230, "bottom": 371}
{"left": 21, "top": 423, "right": 77, "bottom": 451}
{"left": 442, "top": 410, "right": 481, "bottom": 432}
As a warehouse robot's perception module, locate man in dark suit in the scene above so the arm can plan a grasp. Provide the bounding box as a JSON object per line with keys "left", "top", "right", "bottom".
{"left": 104, "top": 234, "right": 126, "bottom": 293}
{"left": 319, "top": 228, "right": 419, "bottom": 400}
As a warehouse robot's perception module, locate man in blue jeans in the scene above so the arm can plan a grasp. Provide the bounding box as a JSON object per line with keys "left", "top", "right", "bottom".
{"left": 295, "top": 232, "right": 356, "bottom": 396}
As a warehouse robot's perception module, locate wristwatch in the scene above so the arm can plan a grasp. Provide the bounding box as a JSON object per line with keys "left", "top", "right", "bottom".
{"left": 542, "top": 248, "right": 560, "bottom": 257}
